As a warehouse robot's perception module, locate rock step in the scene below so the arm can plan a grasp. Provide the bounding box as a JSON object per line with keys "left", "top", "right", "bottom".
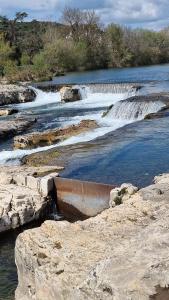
{"left": 0, "top": 166, "right": 60, "bottom": 233}
{"left": 13, "top": 120, "right": 98, "bottom": 149}
{"left": 0, "top": 84, "right": 36, "bottom": 106}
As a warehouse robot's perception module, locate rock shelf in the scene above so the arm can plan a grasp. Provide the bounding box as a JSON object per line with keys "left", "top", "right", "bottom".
{"left": 15, "top": 173, "right": 169, "bottom": 300}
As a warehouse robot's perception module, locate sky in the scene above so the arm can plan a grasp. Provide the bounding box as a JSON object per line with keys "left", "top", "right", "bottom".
{"left": 0, "top": 0, "right": 169, "bottom": 30}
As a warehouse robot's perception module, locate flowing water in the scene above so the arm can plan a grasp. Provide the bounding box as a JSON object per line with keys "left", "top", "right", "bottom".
{"left": 0, "top": 83, "right": 138, "bottom": 165}
{"left": 1, "top": 64, "right": 169, "bottom": 300}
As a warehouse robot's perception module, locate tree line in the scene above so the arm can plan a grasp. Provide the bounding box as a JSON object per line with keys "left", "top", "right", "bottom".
{"left": 0, "top": 8, "right": 169, "bottom": 82}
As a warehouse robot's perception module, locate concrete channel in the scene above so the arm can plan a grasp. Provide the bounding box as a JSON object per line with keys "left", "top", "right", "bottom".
{"left": 54, "top": 177, "right": 115, "bottom": 221}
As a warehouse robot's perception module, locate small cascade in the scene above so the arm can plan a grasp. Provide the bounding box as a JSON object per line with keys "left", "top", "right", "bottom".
{"left": 86, "top": 83, "right": 141, "bottom": 94}
{"left": 74, "top": 85, "right": 88, "bottom": 99}
{"left": 106, "top": 99, "right": 165, "bottom": 120}
{"left": 16, "top": 87, "right": 60, "bottom": 108}
{"left": 48, "top": 189, "right": 64, "bottom": 221}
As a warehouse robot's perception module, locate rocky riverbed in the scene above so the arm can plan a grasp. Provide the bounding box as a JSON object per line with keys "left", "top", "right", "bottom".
{"left": 15, "top": 172, "right": 169, "bottom": 300}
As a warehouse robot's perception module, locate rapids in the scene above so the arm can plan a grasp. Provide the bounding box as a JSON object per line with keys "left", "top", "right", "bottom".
{"left": 0, "top": 83, "right": 165, "bottom": 165}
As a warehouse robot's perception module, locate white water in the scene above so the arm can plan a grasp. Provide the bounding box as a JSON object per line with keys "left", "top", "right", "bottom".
{"left": 15, "top": 85, "right": 136, "bottom": 110}
{"left": 16, "top": 88, "right": 60, "bottom": 109}
{"left": 0, "top": 84, "right": 165, "bottom": 165}
{"left": 107, "top": 100, "right": 165, "bottom": 120}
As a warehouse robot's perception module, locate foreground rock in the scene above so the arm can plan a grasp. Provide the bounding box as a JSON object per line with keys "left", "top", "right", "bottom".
{"left": 14, "top": 120, "right": 98, "bottom": 149}
{"left": 0, "top": 117, "right": 37, "bottom": 139}
{"left": 0, "top": 84, "right": 36, "bottom": 106}
{"left": 15, "top": 173, "right": 169, "bottom": 300}
{"left": 0, "top": 166, "right": 63, "bottom": 233}
{"left": 60, "top": 86, "right": 82, "bottom": 102}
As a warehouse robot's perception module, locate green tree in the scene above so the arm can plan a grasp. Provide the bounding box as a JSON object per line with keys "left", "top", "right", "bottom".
{"left": 0, "top": 34, "right": 16, "bottom": 76}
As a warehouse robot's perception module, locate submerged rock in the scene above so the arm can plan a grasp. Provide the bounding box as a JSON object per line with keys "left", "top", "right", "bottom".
{"left": 14, "top": 120, "right": 98, "bottom": 150}
{"left": 15, "top": 173, "right": 169, "bottom": 300}
{"left": 144, "top": 110, "right": 168, "bottom": 120}
{"left": 60, "top": 86, "right": 82, "bottom": 102}
{"left": 23, "top": 149, "right": 62, "bottom": 167}
{"left": 0, "top": 84, "right": 36, "bottom": 106}
{"left": 0, "top": 166, "right": 61, "bottom": 233}
{"left": 0, "top": 117, "right": 37, "bottom": 140}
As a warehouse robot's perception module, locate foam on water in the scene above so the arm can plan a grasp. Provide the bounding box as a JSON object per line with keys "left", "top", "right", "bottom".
{"left": 15, "top": 84, "right": 136, "bottom": 110}
{"left": 107, "top": 100, "right": 165, "bottom": 120}
{"left": 16, "top": 88, "right": 60, "bottom": 109}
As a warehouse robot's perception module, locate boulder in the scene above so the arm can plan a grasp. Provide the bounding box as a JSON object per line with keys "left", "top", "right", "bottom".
{"left": 109, "top": 183, "right": 138, "bottom": 207}
{"left": 0, "top": 84, "right": 36, "bottom": 106}
{"left": 0, "top": 108, "right": 18, "bottom": 116}
{"left": 60, "top": 86, "right": 82, "bottom": 102}
{"left": 0, "top": 117, "right": 37, "bottom": 139}
{"left": 14, "top": 120, "right": 98, "bottom": 149}
{"left": 0, "top": 166, "right": 60, "bottom": 233}
{"left": 15, "top": 173, "right": 169, "bottom": 300}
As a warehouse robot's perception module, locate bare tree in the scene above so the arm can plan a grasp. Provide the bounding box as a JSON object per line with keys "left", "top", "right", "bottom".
{"left": 62, "top": 7, "right": 101, "bottom": 43}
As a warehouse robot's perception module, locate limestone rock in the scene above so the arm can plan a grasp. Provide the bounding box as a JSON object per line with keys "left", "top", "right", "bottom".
{"left": 0, "top": 166, "right": 60, "bottom": 233}
{"left": 0, "top": 84, "right": 36, "bottom": 106}
{"left": 0, "top": 117, "right": 37, "bottom": 139}
{"left": 13, "top": 120, "right": 98, "bottom": 149}
{"left": 15, "top": 173, "right": 169, "bottom": 300}
{"left": 109, "top": 183, "right": 138, "bottom": 207}
{"left": 60, "top": 86, "right": 82, "bottom": 102}
{"left": 0, "top": 108, "right": 18, "bottom": 116}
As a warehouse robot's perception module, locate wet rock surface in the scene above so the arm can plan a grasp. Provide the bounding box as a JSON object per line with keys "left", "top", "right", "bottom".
{"left": 0, "top": 166, "right": 61, "bottom": 233}
{"left": 122, "top": 93, "right": 169, "bottom": 104}
{"left": 0, "top": 108, "right": 18, "bottom": 116}
{"left": 0, "top": 84, "right": 36, "bottom": 106}
{"left": 15, "top": 173, "right": 169, "bottom": 300}
{"left": 0, "top": 117, "right": 37, "bottom": 140}
{"left": 14, "top": 120, "right": 98, "bottom": 149}
{"left": 60, "top": 86, "right": 82, "bottom": 102}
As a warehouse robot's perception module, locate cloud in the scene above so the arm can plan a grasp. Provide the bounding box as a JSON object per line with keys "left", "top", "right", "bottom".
{"left": 0, "top": 0, "right": 168, "bottom": 29}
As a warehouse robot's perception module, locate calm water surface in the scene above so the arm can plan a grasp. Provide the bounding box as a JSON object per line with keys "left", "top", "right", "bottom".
{"left": 49, "top": 64, "right": 169, "bottom": 84}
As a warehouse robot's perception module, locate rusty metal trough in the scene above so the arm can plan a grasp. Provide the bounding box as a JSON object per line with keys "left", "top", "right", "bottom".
{"left": 54, "top": 177, "right": 115, "bottom": 221}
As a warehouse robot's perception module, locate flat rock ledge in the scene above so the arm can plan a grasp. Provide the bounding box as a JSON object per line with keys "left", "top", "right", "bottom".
{"left": 0, "top": 166, "right": 61, "bottom": 233}
{"left": 14, "top": 120, "right": 98, "bottom": 149}
{"left": 15, "top": 173, "right": 169, "bottom": 300}
{"left": 0, "top": 117, "right": 37, "bottom": 139}
{"left": 0, "top": 84, "right": 36, "bottom": 106}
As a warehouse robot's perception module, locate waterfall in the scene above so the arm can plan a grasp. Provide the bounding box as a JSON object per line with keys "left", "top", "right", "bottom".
{"left": 106, "top": 100, "right": 165, "bottom": 120}
{"left": 86, "top": 83, "right": 141, "bottom": 94}
{"left": 15, "top": 87, "right": 60, "bottom": 108}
